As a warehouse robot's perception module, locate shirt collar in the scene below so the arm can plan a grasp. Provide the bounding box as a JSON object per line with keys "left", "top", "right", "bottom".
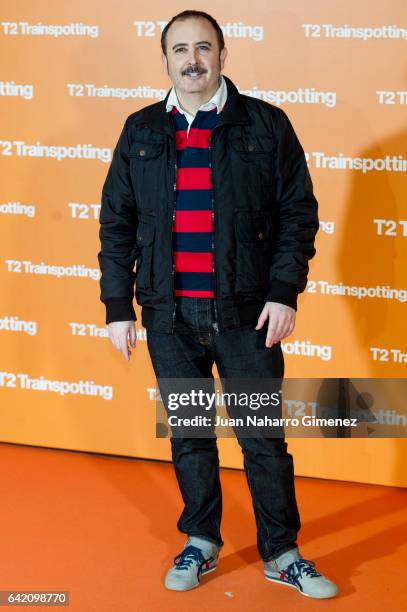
{"left": 165, "top": 74, "right": 227, "bottom": 117}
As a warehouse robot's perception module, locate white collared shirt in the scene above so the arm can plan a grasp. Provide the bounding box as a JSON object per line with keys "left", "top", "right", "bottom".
{"left": 165, "top": 74, "right": 228, "bottom": 135}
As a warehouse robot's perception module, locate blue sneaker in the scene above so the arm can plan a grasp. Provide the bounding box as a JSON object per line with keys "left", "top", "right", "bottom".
{"left": 264, "top": 548, "right": 339, "bottom": 599}
{"left": 165, "top": 539, "right": 219, "bottom": 591}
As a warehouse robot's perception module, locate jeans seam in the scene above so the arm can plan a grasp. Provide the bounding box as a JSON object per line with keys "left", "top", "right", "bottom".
{"left": 244, "top": 455, "right": 271, "bottom": 559}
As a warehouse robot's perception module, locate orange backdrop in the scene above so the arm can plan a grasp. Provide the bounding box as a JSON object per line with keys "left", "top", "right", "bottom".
{"left": 1, "top": 0, "right": 406, "bottom": 486}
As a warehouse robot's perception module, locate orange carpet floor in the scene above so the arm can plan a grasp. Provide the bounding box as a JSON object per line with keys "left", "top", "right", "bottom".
{"left": 0, "top": 442, "right": 406, "bottom": 611}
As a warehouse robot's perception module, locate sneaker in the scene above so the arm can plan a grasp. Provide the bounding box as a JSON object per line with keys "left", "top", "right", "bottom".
{"left": 165, "top": 538, "right": 219, "bottom": 591}
{"left": 264, "top": 548, "right": 338, "bottom": 599}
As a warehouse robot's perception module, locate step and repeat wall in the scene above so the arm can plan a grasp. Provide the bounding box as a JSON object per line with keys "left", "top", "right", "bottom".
{"left": 1, "top": 1, "right": 406, "bottom": 486}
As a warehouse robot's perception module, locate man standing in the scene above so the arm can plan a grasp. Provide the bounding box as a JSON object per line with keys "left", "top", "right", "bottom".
{"left": 98, "top": 9, "right": 338, "bottom": 599}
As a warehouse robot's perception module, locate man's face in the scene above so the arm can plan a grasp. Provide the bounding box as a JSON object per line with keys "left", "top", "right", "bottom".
{"left": 162, "top": 17, "right": 227, "bottom": 96}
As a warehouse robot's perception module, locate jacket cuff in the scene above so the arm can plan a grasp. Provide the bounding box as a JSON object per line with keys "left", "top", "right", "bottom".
{"left": 103, "top": 298, "right": 136, "bottom": 324}
{"left": 264, "top": 280, "right": 299, "bottom": 311}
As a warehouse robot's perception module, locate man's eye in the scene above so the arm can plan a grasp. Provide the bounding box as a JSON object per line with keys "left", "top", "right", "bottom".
{"left": 174, "top": 46, "right": 209, "bottom": 53}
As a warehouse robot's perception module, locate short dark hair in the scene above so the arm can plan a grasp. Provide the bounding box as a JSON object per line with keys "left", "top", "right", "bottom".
{"left": 161, "top": 10, "right": 225, "bottom": 57}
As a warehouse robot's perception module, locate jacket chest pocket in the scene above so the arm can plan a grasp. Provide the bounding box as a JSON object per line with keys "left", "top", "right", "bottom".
{"left": 129, "top": 142, "right": 164, "bottom": 160}
{"left": 129, "top": 142, "right": 165, "bottom": 212}
{"left": 234, "top": 210, "right": 273, "bottom": 294}
{"left": 229, "top": 137, "right": 274, "bottom": 202}
{"left": 230, "top": 137, "right": 274, "bottom": 159}
{"left": 135, "top": 215, "right": 156, "bottom": 294}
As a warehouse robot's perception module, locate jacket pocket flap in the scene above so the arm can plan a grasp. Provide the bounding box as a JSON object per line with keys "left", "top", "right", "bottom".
{"left": 136, "top": 217, "right": 156, "bottom": 246}
{"left": 235, "top": 210, "right": 272, "bottom": 242}
{"left": 129, "top": 142, "right": 164, "bottom": 160}
{"left": 231, "top": 137, "right": 274, "bottom": 153}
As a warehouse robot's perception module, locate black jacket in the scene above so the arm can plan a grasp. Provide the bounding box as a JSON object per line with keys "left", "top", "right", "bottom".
{"left": 97, "top": 74, "right": 319, "bottom": 332}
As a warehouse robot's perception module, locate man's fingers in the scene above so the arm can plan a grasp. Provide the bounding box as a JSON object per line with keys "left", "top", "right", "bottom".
{"left": 256, "top": 302, "right": 296, "bottom": 347}
{"left": 265, "top": 310, "right": 280, "bottom": 346}
{"left": 266, "top": 313, "right": 296, "bottom": 346}
{"left": 107, "top": 321, "right": 136, "bottom": 360}
{"left": 129, "top": 325, "right": 137, "bottom": 348}
{"left": 110, "top": 334, "right": 131, "bottom": 360}
{"left": 280, "top": 318, "right": 296, "bottom": 340}
{"left": 119, "top": 337, "right": 130, "bottom": 361}
{"left": 255, "top": 308, "right": 268, "bottom": 329}
{"left": 110, "top": 334, "right": 120, "bottom": 351}
{"left": 266, "top": 317, "right": 283, "bottom": 347}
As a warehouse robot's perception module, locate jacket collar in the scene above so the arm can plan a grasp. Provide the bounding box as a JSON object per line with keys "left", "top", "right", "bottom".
{"left": 165, "top": 74, "right": 228, "bottom": 117}
{"left": 137, "top": 74, "right": 250, "bottom": 135}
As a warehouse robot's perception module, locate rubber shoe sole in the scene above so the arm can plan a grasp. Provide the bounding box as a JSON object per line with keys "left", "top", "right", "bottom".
{"left": 265, "top": 572, "right": 339, "bottom": 599}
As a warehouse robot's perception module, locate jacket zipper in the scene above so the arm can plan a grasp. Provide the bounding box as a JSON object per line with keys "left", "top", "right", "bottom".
{"left": 170, "top": 134, "right": 177, "bottom": 332}
{"left": 208, "top": 126, "right": 222, "bottom": 335}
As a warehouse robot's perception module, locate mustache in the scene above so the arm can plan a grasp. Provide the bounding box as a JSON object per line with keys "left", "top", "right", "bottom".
{"left": 182, "top": 65, "right": 207, "bottom": 75}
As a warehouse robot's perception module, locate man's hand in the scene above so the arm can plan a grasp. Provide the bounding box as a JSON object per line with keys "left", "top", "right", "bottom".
{"left": 255, "top": 302, "right": 296, "bottom": 348}
{"left": 107, "top": 320, "right": 137, "bottom": 361}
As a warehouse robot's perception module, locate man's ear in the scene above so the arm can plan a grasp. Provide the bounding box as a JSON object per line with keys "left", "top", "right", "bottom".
{"left": 161, "top": 52, "right": 168, "bottom": 73}
{"left": 220, "top": 46, "right": 228, "bottom": 71}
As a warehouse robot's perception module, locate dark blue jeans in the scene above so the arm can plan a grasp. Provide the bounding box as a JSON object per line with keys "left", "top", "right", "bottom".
{"left": 146, "top": 296, "right": 301, "bottom": 561}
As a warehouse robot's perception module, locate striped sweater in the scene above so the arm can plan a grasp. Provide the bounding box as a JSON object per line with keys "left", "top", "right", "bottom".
{"left": 170, "top": 103, "right": 226, "bottom": 297}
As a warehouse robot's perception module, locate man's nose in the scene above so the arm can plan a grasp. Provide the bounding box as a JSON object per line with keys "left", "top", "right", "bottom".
{"left": 186, "top": 47, "right": 200, "bottom": 64}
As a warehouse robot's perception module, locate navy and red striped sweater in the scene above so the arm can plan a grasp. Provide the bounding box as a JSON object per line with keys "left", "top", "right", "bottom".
{"left": 170, "top": 104, "right": 226, "bottom": 298}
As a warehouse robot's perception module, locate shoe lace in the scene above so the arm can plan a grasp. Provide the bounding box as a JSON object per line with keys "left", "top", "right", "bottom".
{"left": 173, "top": 545, "right": 207, "bottom": 572}
{"left": 286, "top": 558, "right": 322, "bottom": 581}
